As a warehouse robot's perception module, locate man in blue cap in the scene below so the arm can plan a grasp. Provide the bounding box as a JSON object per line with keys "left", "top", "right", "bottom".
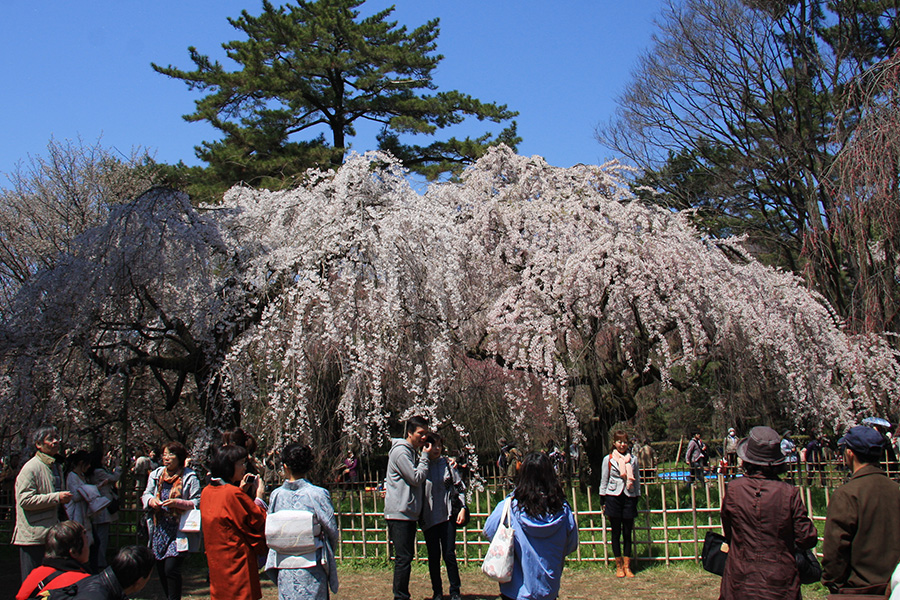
{"left": 822, "top": 425, "right": 900, "bottom": 594}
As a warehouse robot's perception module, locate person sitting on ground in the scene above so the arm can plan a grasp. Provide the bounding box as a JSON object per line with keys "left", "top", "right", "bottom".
{"left": 56, "top": 545, "right": 154, "bottom": 600}
{"left": 16, "top": 520, "right": 91, "bottom": 600}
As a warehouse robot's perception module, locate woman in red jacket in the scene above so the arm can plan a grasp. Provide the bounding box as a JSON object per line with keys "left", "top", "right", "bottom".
{"left": 201, "top": 444, "right": 268, "bottom": 600}
{"left": 16, "top": 520, "right": 91, "bottom": 600}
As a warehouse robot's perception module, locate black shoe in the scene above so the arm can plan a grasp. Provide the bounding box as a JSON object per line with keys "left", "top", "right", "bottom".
{"left": 449, "top": 594, "right": 462, "bottom": 600}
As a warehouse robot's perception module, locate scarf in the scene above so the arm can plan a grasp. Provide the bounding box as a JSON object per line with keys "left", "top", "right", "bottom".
{"left": 612, "top": 449, "right": 635, "bottom": 491}
{"left": 157, "top": 468, "right": 184, "bottom": 501}
{"left": 152, "top": 467, "right": 183, "bottom": 526}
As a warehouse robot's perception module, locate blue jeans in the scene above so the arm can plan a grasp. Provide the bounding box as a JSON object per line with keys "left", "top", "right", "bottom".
{"left": 387, "top": 519, "right": 418, "bottom": 600}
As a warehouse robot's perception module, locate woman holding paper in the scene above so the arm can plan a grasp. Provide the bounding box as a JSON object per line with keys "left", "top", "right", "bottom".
{"left": 141, "top": 441, "right": 200, "bottom": 600}
{"left": 265, "top": 443, "right": 339, "bottom": 600}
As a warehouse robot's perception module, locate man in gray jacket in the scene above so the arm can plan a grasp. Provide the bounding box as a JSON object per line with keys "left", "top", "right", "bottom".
{"left": 385, "top": 416, "right": 432, "bottom": 600}
{"left": 13, "top": 425, "right": 72, "bottom": 582}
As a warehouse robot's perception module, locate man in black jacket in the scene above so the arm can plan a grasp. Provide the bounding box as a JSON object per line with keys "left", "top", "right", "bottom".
{"left": 47, "top": 546, "right": 153, "bottom": 599}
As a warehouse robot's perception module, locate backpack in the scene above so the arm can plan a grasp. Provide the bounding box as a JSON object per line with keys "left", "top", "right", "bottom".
{"left": 24, "top": 569, "right": 90, "bottom": 600}
{"left": 30, "top": 585, "right": 77, "bottom": 599}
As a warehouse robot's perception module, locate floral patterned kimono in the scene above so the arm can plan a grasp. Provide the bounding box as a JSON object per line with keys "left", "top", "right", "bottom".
{"left": 265, "top": 479, "right": 339, "bottom": 600}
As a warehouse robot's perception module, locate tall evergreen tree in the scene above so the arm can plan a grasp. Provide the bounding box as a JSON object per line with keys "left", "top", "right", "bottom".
{"left": 153, "top": 0, "right": 519, "bottom": 191}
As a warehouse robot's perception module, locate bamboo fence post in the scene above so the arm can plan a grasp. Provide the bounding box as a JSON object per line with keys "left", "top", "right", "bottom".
{"left": 675, "top": 483, "right": 683, "bottom": 559}
{"left": 597, "top": 482, "right": 608, "bottom": 563}
{"left": 705, "top": 480, "right": 713, "bottom": 527}
{"left": 644, "top": 488, "right": 652, "bottom": 562}
{"left": 661, "top": 482, "right": 670, "bottom": 564}
{"left": 482, "top": 486, "right": 492, "bottom": 561}
{"left": 587, "top": 485, "right": 597, "bottom": 559}
{"left": 691, "top": 483, "right": 699, "bottom": 562}
{"left": 460, "top": 487, "right": 471, "bottom": 565}
{"left": 572, "top": 484, "right": 581, "bottom": 561}
{"left": 376, "top": 487, "right": 385, "bottom": 558}
{"left": 359, "top": 488, "right": 366, "bottom": 559}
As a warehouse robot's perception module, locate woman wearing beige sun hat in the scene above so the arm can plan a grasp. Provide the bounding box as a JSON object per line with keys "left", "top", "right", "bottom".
{"left": 718, "top": 426, "right": 818, "bottom": 600}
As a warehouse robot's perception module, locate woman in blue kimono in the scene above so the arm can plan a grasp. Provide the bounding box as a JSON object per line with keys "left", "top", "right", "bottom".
{"left": 265, "top": 443, "right": 339, "bottom": 600}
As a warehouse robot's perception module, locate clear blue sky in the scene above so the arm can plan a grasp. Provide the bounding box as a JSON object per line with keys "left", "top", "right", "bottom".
{"left": 0, "top": 1, "right": 665, "bottom": 181}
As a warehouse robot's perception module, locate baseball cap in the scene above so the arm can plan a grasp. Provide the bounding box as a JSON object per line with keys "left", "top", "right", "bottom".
{"left": 838, "top": 426, "right": 886, "bottom": 455}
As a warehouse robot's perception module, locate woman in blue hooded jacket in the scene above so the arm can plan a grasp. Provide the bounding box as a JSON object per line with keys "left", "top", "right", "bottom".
{"left": 484, "top": 452, "right": 578, "bottom": 600}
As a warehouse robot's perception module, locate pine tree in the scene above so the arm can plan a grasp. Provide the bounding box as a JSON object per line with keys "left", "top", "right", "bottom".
{"left": 152, "top": 0, "right": 519, "bottom": 192}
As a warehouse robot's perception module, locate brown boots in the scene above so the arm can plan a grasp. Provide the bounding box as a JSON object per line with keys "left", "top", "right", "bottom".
{"left": 615, "top": 556, "right": 635, "bottom": 578}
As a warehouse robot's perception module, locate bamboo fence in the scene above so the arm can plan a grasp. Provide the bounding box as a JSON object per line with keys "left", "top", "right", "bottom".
{"left": 0, "top": 460, "right": 859, "bottom": 564}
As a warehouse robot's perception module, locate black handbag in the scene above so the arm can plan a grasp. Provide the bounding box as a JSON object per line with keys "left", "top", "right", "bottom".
{"left": 702, "top": 529, "right": 821, "bottom": 586}
{"left": 450, "top": 490, "right": 470, "bottom": 527}
{"left": 701, "top": 531, "right": 729, "bottom": 576}
{"left": 795, "top": 547, "right": 822, "bottom": 585}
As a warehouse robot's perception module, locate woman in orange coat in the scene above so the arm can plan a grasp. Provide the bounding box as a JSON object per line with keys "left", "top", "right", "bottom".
{"left": 201, "top": 444, "right": 268, "bottom": 600}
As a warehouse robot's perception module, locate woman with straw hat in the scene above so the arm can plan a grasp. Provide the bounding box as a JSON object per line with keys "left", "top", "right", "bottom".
{"left": 719, "top": 426, "right": 818, "bottom": 600}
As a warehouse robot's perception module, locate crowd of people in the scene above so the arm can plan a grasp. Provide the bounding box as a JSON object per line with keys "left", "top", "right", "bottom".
{"left": 9, "top": 419, "right": 900, "bottom": 600}
{"left": 11, "top": 426, "right": 338, "bottom": 600}
{"left": 12, "top": 426, "right": 154, "bottom": 599}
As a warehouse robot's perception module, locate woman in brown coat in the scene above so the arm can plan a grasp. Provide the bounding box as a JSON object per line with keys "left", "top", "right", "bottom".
{"left": 719, "top": 426, "right": 818, "bottom": 600}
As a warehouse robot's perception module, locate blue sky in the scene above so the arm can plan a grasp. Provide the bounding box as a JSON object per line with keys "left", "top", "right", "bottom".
{"left": 0, "top": 1, "right": 665, "bottom": 181}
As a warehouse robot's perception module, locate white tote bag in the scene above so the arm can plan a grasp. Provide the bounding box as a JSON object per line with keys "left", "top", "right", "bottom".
{"left": 178, "top": 508, "right": 202, "bottom": 533}
{"left": 482, "top": 498, "right": 515, "bottom": 583}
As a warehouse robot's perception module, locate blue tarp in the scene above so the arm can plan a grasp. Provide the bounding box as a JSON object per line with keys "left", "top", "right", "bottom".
{"left": 656, "top": 470, "right": 723, "bottom": 481}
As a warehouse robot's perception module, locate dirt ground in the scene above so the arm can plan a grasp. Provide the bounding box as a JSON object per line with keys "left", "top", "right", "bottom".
{"left": 4, "top": 553, "right": 830, "bottom": 599}
{"left": 130, "top": 562, "right": 728, "bottom": 600}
